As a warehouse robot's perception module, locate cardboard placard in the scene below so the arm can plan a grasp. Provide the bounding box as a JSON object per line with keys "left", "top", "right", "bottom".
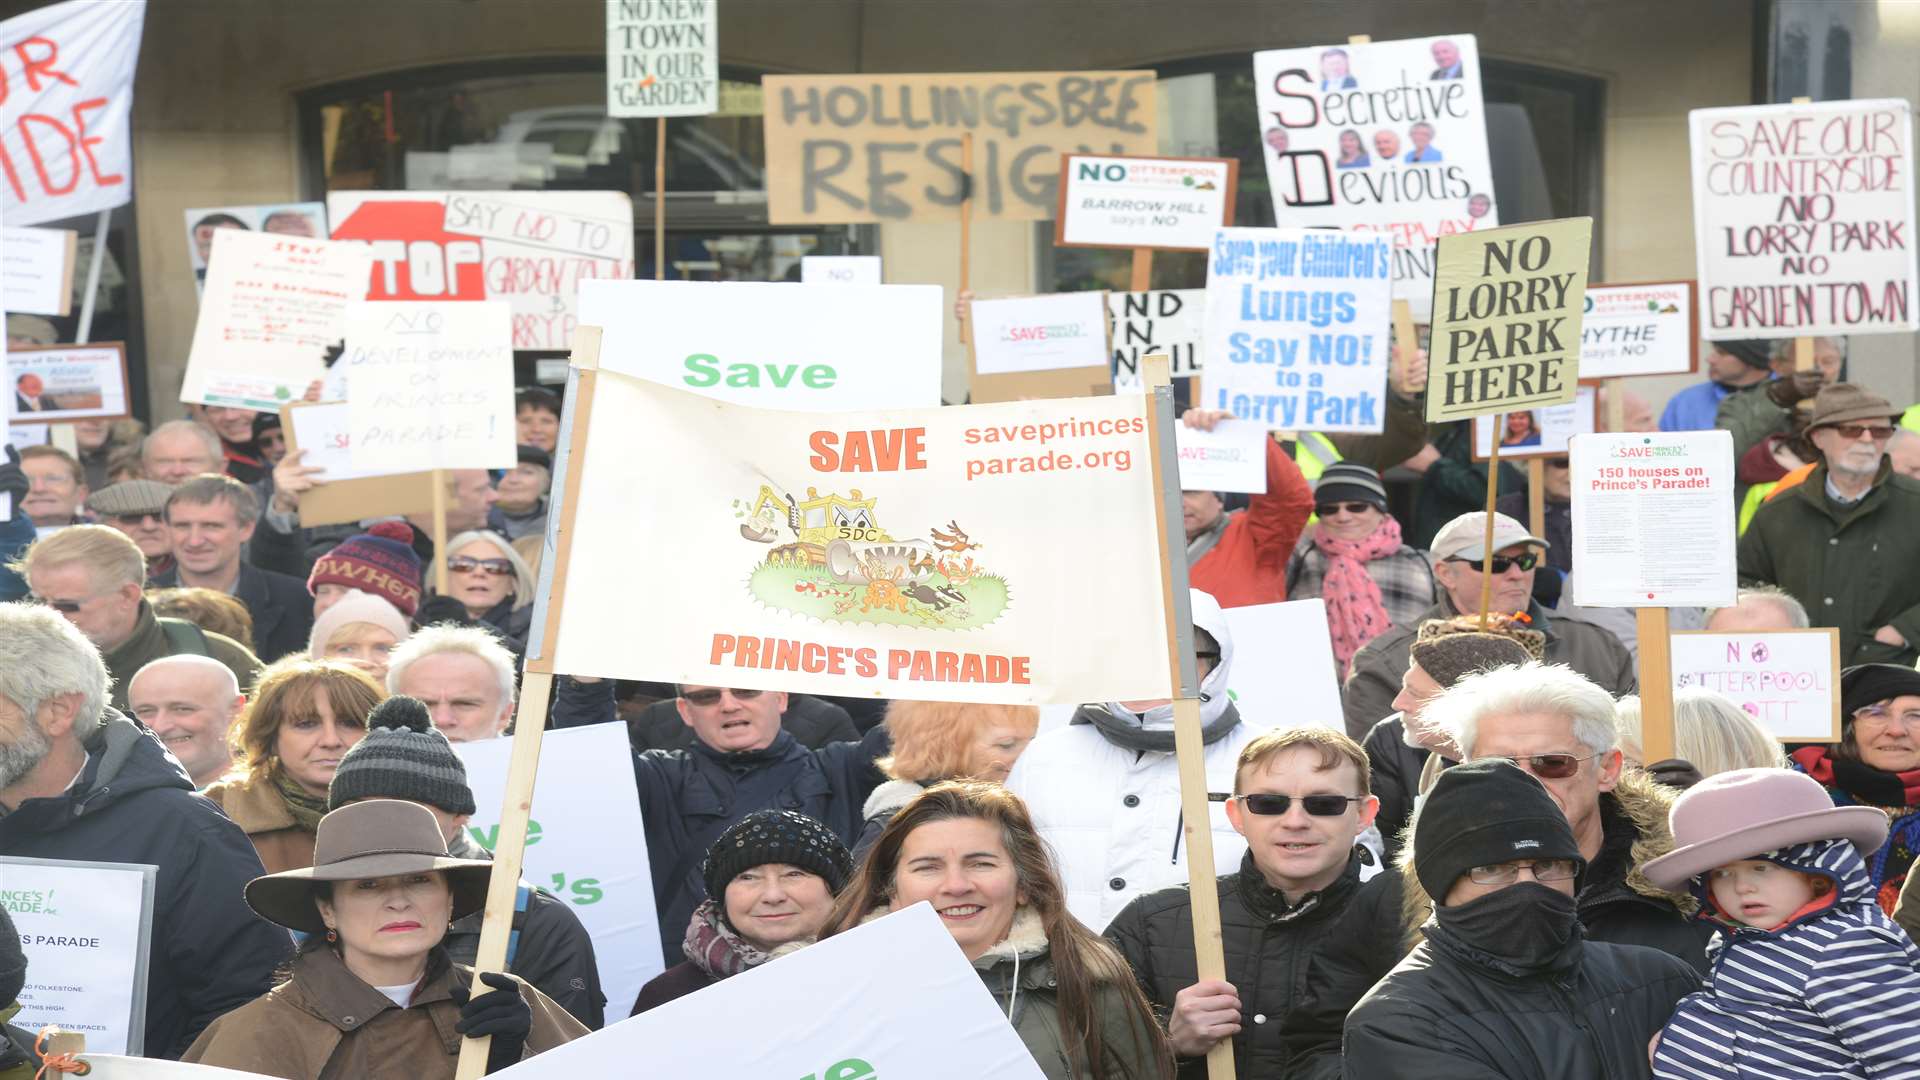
{"left": 1, "top": 226, "right": 77, "bottom": 315}
{"left": 1425, "top": 216, "right": 1592, "bottom": 423}
{"left": 967, "top": 292, "right": 1113, "bottom": 403}
{"left": 577, "top": 280, "right": 944, "bottom": 409}
{"left": 1054, "top": 153, "right": 1239, "bottom": 251}
{"left": 280, "top": 401, "right": 441, "bottom": 528}
{"left": 1251, "top": 34, "right": 1497, "bottom": 318}
{"left": 1175, "top": 419, "right": 1268, "bottom": 495}
{"left": 342, "top": 300, "right": 517, "bottom": 472}
{"left": 1201, "top": 226, "right": 1395, "bottom": 432}
{"left": 328, "top": 191, "right": 635, "bottom": 351}
{"left": 9, "top": 343, "right": 130, "bottom": 422}
{"left": 1108, "top": 288, "right": 1203, "bottom": 391}
{"left": 1669, "top": 628, "right": 1842, "bottom": 743}
{"left": 0, "top": 0, "right": 147, "bottom": 227}
{"left": 1569, "top": 430, "right": 1737, "bottom": 609}
{"left": 183, "top": 201, "right": 328, "bottom": 293}
{"left": 800, "top": 255, "right": 882, "bottom": 285}
{"left": 1579, "top": 281, "right": 1697, "bottom": 379}
{"left": 1221, "top": 600, "right": 1343, "bottom": 729}
{"left": 1690, "top": 99, "right": 1919, "bottom": 338}
{"left": 1471, "top": 382, "right": 1597, "bottom": 460}
{"left": 763, "top": 72, "right": 1158, "bottom": 224}
{"left": 3, "top": 856, "right": 156, "bottom": 1056}
{"left": 605, "top": 0, "right": 718, "bottom": 118}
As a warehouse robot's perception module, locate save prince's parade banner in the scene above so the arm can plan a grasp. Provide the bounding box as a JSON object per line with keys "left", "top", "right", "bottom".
{"left": 547, "top": 371, "right": 1177, "bottom": 705}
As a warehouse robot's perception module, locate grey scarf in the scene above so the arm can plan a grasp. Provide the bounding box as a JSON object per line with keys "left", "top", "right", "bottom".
{"left": 1070, "top": 701, "right": 1243, "bottom": 753}
{"left": 1185, "top": 507, "right": 1235, "bottom": 563}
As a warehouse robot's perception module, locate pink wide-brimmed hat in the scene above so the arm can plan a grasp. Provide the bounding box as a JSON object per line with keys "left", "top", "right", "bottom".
{"left": 1643, "top": 768, "right": 1889, "bottom": 891}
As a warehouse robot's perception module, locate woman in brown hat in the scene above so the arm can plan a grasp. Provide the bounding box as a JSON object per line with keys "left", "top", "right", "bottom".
{"left": 181, "top": 799, "right": 586, "bottom": 1078}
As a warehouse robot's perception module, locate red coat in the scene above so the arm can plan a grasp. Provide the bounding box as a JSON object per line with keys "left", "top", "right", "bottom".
{"left": 1189, "top": 436, "right": 1314, "bottom": 608}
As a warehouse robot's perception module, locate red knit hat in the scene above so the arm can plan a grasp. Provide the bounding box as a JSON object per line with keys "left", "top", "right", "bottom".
{"left": 307, "top": 521, "right": 423, "bottom": 617}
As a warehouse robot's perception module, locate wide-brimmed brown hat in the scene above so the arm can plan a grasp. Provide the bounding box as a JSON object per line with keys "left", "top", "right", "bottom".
{"left": 243, "top": 799, "right": 492, "bottom": 935}
{"left": 1805, "top": 383, "right": 1899, "bottom": 431}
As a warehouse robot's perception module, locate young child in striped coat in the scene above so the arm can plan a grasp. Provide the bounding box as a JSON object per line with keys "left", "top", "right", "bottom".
{"left": 1644, "top": 767, "right": 1920, "bottom": 1080}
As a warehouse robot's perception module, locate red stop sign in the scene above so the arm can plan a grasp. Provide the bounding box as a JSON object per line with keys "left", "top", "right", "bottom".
{"left": 331, "top": 199, "right": 485, "bottom": 301}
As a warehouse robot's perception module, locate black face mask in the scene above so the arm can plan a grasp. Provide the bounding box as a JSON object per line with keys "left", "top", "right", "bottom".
{"left": 1432, "top": 882, "right": 1581, "bottom": 975}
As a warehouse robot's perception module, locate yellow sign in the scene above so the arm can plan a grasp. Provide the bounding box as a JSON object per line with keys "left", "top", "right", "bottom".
{"left": 1424, "top": 217, "right": 1593, "bottom": 422}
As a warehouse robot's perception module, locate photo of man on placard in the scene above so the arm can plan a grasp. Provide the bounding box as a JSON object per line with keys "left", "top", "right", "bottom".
{"left": 1431, "top": 37, "right": 1464, "bottom": 79}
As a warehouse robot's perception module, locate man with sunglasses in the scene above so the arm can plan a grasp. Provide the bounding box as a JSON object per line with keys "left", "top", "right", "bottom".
{"left": 1342, "top": 759, "right": 1698, "bottom": 1079}
{"left": 1740, "top": 383, "right": 1920, "bottom": 667}
{"left": 86, "top": 479, "right": 177, "bottom": 583}
{"left": 1105, "top": 727, "right": 1379, "bottom": 1080}
{"left": 1342, "top": 511, "right": 1635, "bottom": 739}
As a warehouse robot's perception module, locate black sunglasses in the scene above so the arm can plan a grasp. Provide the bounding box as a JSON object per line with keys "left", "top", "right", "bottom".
{"left": 1233, "top": 793, "right": 1364, "bottom": 817}
{"left": 1313, "top": 501, "right": 1376, "bottom": 516}
{"left": 1451, "top": 552, "right": 1539, "bottom": 574}
{"left": 681, "top": 687, "right": 765, "bottom": 707}
{"left": 28, "top": 594, "right": 83, "bottom": 614}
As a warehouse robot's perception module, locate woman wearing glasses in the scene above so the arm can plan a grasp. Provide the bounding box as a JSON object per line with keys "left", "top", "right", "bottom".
{"left": 1285, "top": 463, "right": 1437, "bottom": 675}
{"left": 1797, "top": 664, "right": 1920, "bottom": 919}
{"left": 435, "top": 530, "right": 536, "bottom": 654}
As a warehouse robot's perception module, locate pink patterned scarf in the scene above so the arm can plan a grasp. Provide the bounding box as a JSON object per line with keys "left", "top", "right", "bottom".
{"left": 1314, "top": 515, "right": 1404, "bottom": 670}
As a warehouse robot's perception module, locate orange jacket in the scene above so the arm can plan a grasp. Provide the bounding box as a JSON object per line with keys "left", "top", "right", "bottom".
{"left": 1189, "top": 436, "right": 1314, "bottom": 608}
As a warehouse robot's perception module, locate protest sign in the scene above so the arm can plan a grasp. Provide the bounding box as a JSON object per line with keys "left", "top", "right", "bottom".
{"left": 968, "top": 292, "right": 1112, "bottom": 403}
{"left": 605, "top": 0, "right": 718, "bottom": 118}
{"left": 1689, "top": 99, "right": 1918, "bottom": 338}
{"left": 1425, "top": 217, "right": 1592, "bottom": 423}
{"left": 1251, "top": 34, "right": 1496, "bottom": 318}
{"left": 1221, "top": 600, "right": 1342, "bottom": 727}
{"left": 490, "top": 903, "right": 1046, "bottom": 1079}
{"left": 1176, "top": 418, "right": 1268, "bottom": 494}
{"left": 2, "top": 225, "right": 76, "bottom": 315}
{"left": 1569, "top": 430, "right": 1736, "bottom": 608}
{"left": 1579, "top": 282, "right": 1697, "bottom": 379}
{"left": 543, "top": 369, "right": 1173, "bottom": 705}
{"left": 342, "top": 300, "right": 516, "bottom": 472}
{"left": 800, "top": 254, "right": 882, "bottom": 284}
{"left": 1109, "top": 288, "right": 1203, "bottom": 390}
{"left": 3, "top": 856, "right": 156, "bottom": 1055}
{"left": 181, "top": 229, "right": 371, "bottom": 410}
{"left": 183, "top": 202, "right": 328, "bottom": 291}
{"left": 763, "top": 72, "right": 1157, "bottom": 224}
{"left": 328, "top": 191, "right": 635, "bottom": 350}
{"left": 1055, "top": 153, "right": 1238, "bottom": 251}
{"left": 1201, "top": 226, "right": 1394, "bottom": 432}
{"left": 577, "top": 280, "right": 943, "bottom": 409}
{"left": 0, "top": 1, "right": 146, "bottom": 227}
{"left": 9, "top": 343, "right": 128, "bottom": 421}
{"left": 454, "top": 723, "right": 661, "bottom": 1017}
{"left": 75, "top": 1058, "right": 271, "bottom": 1079}
{"left": 1472, "top": 383, "right": 1597, "bottom": 460}
{"left": 1670, "top": 628, "right": 1842, "bottom": 743}
{"left": 280, "top": 401, "right": 441, "bottom": 527}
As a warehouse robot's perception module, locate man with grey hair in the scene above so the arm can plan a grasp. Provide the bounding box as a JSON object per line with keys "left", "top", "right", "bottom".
{"left": 1889, "top": 427, "right": 1920, "bottom": 482}
{"left": 387, "top": 624, "right": 518, "bottom": 742}
{"left": 141, "top": 420, "right": 224, "bottom": 484}
{"left": 1704, "top": 585, "right": 1812, "bottom": 633}
{"left": 127, "top": 655, "right": 246, "bottom": 787}
{"left": 0, "top": 602, "right": 289, "bottom": 1057}
{"left": 153, "top": 474, "right": 311, "bottom": 661}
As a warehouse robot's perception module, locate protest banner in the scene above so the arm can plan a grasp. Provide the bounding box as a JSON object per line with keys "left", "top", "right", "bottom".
{"left": 181, "top": 229, "right": 372, "bottom": 410}
{"left": 343, "top": 300, "right": 516, "bottom": 473}
{"left": 2, "top": 225, "right": 75, "bottom": 315}
{"left": 279, "top": 401, "right": 442, "bottom": 528}
{"left": 1472, "top": 383, "right": 1597, "bottom": 460}
{"left": 763, "top": 72, "right": 1158, "bottom": 224}
{"left": 328, "top": 190, "right": 635, "bottom": 350}
{"left": 1202, "top": 226, "right": 1395, "bottom": 433}
{"left": 183, "top": 202, "right": 328, "bottom": 292}
{"left": 9, "top": 343, "right": 127, "bottom": 422}
{"left": 454, "top": 722, "right": 662, "bottom": 1019}
{"left": 1175, "top": 418, "right": 1268, "bottom": 495}
{"left": 604, "top": 0, "right": 717, "bottom": 118}
{"left": 800, "top": 254, "right": 882, "bottom": 284}
{"left": 1109, "top": 288, "right": 1203, "bottom": 391}
{"left": 2, "top": 855, "right": 156, "bottom": 1056}
{"left": 488, "top": 904, "right": 1047, "bottom": 1078}
{"left": 1579, "top": 281, "right": 1697, "bottom": 380}
{"left": 0, "top": 1, "right": 146, "bottom": 227}
{"left": 577, "top": 279, "right": 943, "bottom": 409}
{"left": 68, "top": 1056, "right": 270, "bottom": 1079}
{"left": 967, "top": 291, "right": 1112, "bottom": 403}
{"left": 1689, "top": 98, "right": 1918, "bottom": 339}
{"left": 1251, "top": 34, "right": 1496, "bottom": 318}
{"left": 1055, "top": 153, "right": 1238, "bottom": 251}
{"left": 1670, "top": 628, "right": 1842, "bottom": 743}
{"left": 1220, "top": 599, "right": 1342, "bottom": 727}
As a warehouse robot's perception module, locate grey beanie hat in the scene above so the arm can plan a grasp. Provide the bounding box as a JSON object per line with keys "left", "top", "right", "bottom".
{"left": 326, "top": 696, "right": 478, "bottom": 816}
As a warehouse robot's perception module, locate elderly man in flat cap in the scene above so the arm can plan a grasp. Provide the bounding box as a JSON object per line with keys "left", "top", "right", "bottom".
{"left": 88, "top": 478, "right": 176, "bottom": 583}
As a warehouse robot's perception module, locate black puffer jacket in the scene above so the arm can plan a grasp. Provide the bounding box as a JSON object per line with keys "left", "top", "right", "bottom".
{"left": 1105, "top": 848, "right": 1374, "bottom": 1080}
{"left": 1278, "top": 869, "right": 1409, "bottom": 1080}
{"left": 1342, "top": 931, "right": 1698, "bottom": 1079}
{"left": 1361, "top": 715, "right": 1434, "bottom": 865}
{"left": 623, "top": 694, "right": 858, "bottom": 752}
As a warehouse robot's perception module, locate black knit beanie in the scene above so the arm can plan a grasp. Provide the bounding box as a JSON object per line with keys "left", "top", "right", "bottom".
{"left": 1716, "top": 339, "right": 1775, "bottom": 371}
{"left": 0, "top": 904, "right": 23, "bottom": 1004}
{"left": 703, "top": 810, "right": 855, "bottom": 903}
{"left": 1413, "top": 758, "right": 1584, "bottom": 902}
{"left": 1312, "top": 462, "right": 1390, "bottom": 512}
{"left": 1840, "top": 664, "right": 1920, "bottom": 734}
{"left": 327, "top": 696, "right": 478, "bottom": 816}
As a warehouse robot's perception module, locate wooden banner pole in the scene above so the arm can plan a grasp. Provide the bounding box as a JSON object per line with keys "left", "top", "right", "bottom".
{"left": 1142, "top": 352, "right": 1235, "bottom": 1080}
{"left": 958, "top": 131, "right": 975, "bottom": 346}
{"left": 453, "top": 326, "right": 603, "bottom": 1080}
{"left": 1603, "top": 383, "right": 1627, "bottom": 433}
{"left": 431, "top": 468, "right": 450, "bottom": 595}
{"left": 655, "top": 119, "right": 668, "bottom": 281}
{"left": 1130, "top": 248, "right": 1153, "bottom": 292}
{"left": 1794, "top": 336, "right": 1814, "bottom": 373}
{"left": 1526, "top": 458, "right": 1546, "bottom": 542}
{"left": 1477, "top": 413, "right": 1503, "bottom": 628}
{"left": 1637, "top": 607, "right": 1676, "bottom": 763}
{"left": 1390, "top": 298, "right": 1416, "bottom": 394}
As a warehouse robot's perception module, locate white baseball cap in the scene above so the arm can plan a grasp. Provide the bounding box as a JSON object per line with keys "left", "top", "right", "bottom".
{"left": 1431, "top": 511, "right": 1549, "bottom": 561}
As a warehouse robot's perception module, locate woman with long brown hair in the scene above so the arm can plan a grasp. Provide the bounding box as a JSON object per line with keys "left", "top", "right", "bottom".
{"left": 827, "top": 781, "right": 1170, "bottom": 1080}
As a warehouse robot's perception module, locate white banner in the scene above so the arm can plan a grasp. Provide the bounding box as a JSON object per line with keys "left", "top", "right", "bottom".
{"left": 0, "top": 0, "right": 146, "bottom": 227}
{"left": 1252, "top": 34, "right": 1497, "bottom": 318}
{"left": 1175, "top": 419, "right": 1268, "bottom": 494}
{"left": 344, "top": 300, "right": 516, "bottom": 472}
{"left": 1570, "top": 430, "right": 1737, "bottom": 609}
{"left": 1579, "top": 282, "right": 1696, "bottom": 379}
{"left": 1222, "top": 600, "right": 1343, "bottom": 728}
{"left": 1057, "top": 154, "right": 1236, "bottom": 251}
{"left": 3, "top": 856, "right": 156, "bottom": 1055}
{"left": 455, "top": 724, "right": 662, "bottom": 1019}
{"left": 800, "top": 255, "right": 882, "bottom": 285}
{"left": 544, "top": 371, "right": 1175, "bottom": 705}
{"left": 2, "top": 226, "right": 74, "bottom": 315}
{"left": 80, "top": 1057, "right": 272, "bottom": 1079}
{"left": 1690, "top": 99, "right": 1919, "bottom": 339}
{"left": 1108, "top": 288, "right": 1203, "bottom": 390}
{"left": 579, "top": 280, "right": 943, "bottom": 409}
{"left": 490, "top": 903, "right": 1047, "bottom": 1079}
{"left": 1669, "top": 628, "right": 1841, "bottom": 743}
{"left": 605, "top": 0, "right": 718, "bottom": 119}
{"left": 970, "top": 293, "right": 1111, "bottom": 377}
{"left": 1202, "top": 227, "right": 1394, "bottom": 432}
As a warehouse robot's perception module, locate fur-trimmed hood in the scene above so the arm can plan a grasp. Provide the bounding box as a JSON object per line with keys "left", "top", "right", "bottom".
{"left": 862, "top": 778, "right": 927, "bottom": 822}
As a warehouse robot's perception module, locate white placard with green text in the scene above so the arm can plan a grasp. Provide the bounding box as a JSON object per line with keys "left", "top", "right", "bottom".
{"left": 3, "top": 856, "right": 156, "bottom": 1056}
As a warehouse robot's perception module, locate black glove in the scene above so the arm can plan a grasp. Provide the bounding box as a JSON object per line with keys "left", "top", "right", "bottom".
{"left": 0, "top": 447, "right": 26, "bottom": 522}
{"left": 450, "top": 971, "right": 531, "bottom": 1073}
{"left": 414, "top": 594, "right": 474, "bottom": 631}
{"left": 1647, "top": 758, "right": 1705, "bottom": 791}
